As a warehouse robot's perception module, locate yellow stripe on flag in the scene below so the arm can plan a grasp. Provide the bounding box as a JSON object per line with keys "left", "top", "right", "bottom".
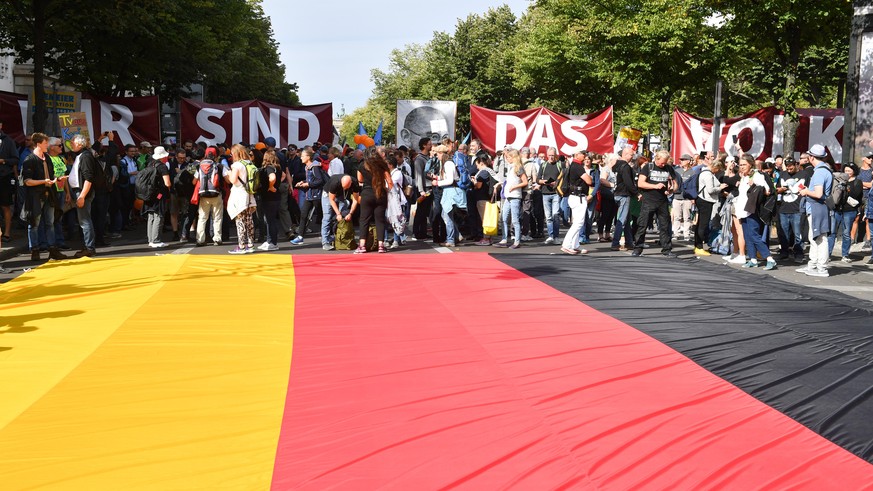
{"left": 0, "top": 255, "right": 296, "bottom": 489}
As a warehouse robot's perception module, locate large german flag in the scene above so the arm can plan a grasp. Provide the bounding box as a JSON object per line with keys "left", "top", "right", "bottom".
{"left": 0, "top": 254, "right": 871, "bottom": 489}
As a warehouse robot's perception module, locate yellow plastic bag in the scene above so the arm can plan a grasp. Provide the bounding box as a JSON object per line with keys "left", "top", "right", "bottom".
{"left": 483, "top": 201, "right": 499, "bottom": 237}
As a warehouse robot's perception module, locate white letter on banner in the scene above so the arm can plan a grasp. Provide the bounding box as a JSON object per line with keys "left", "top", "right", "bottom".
{"left": 249, "top": 107, "right": 280, "bottom": 143}
{"left": 287, "top": 110, "right": 320, "bottom": 147}
{"left": 772, "top": 114, "right": 785, "bottom": 158}
{"left": 195, "top": 108, "right": 227, "bottom": 144}
{"left": 99, "top": 103, "right": 134, "bottom": 145}
{"left": 495, "top": 115, "right": 527, "bottom": 150}
{"left": 231, "top": 107, "right": 244, "bottom": 144}
{"left": 726, "top": 118, "right": 766, "bottom": 157}
{"left": 528, "top": 114, "right": 558, "bottom": 150}
{"left": 560, "top": 120, "right": 588, "bottom": 154}
{"left": 809, "top": 115, "right": 844, "bottom": 160}
{"left": 688, "top": 118, "right": 708, "bottom": 154}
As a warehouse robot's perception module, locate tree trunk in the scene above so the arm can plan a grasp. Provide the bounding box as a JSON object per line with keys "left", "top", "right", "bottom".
{"left": 660, "top": 93, "right": 671, "bottom": 150}
{"left": 31, "top": 2, "right": 48, "bottom": 133}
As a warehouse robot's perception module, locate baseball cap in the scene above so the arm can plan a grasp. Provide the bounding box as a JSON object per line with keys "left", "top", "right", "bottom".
{"left": 680, "top": 153, "right": 692, "bottom": 161}
{"left": 264, "top": 137, "right": 277, "bottom": 147}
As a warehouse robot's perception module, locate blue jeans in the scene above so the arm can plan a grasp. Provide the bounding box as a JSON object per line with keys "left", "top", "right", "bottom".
{"left": 828, "top": 210, "right": 857, "bottom": 257}
{"left": 560, "top": 197, "right": 570, "bottom": 226}
{"left": 542, "top": 193, "right": 561, "bottom": 239}
{"left": 72, "top": 189, "right": 95, "bottom": 250}
{"left": 27, "top": 197, "right": 56, "bottom": 249}
{"left": 321, "top": 194, "right": 338, "bottom": 245}
{"left": 441, "top": 204, "right": 459, "bottom": 245}
{"left": 779, "top": 212, "right": 803, "bottom": 256}
{"left": 612, "top": 195, "right": 634, "bottom": 249}
{"left": 741, "top": 215, "right": 770, "bottom": 261}
{"left": 502, "top": 197, "right": 521, "bottom": 243}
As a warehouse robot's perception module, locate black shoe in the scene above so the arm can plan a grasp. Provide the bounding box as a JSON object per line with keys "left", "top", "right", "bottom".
{"left": 631, "top": 249, "right": 642, "bottom": 257}
{"left": 867, "top": 258, "right": 873, "bottom": 265}
{"left": 0, "top": 265, "right": 9, "bottom": 274}
{"left": 663, "top": 251, "right": 678, "bottom": 258}
{"left": 58, "top": 244, "right": 72, "bottom": 251}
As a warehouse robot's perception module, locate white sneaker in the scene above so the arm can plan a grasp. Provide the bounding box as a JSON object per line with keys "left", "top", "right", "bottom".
{"left": 149, "top": 242, "right": 167, "bottom": 248}
{"left": 257, "top": 241, "right": 271, "bottom": 251}
{"left": 722, "top": 254, "right": 734, "bottom": 262}
{"left": 520, "top": 235, "right": 533, "bottom": 242}
{"left": 264, "top": 243, "right": 279, "bottom": 251}
{"left": 389, "top": 242, "right": 399, "bottom": 249}
{"left": 729, "top": 255, "right": 747, "bottom": 264}
{"left": 544, "top": 237, "right": 555, "bottom": 245}
{"left": 842, "top": 257, "right": 852, "bottom": 264}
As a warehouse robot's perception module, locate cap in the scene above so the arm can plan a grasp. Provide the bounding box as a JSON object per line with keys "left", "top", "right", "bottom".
{"left": 264, "top": 137, "right": 277, "bottom": 147}
{"left": 808, "top": 144, "right": 828, "bottom": 159}
{"left": 319, "top": 145, "right": 329, "bottom": 152}
{"left": 254, "top": 142, "right": 266, "bottom": 151}
{"left": 865, "top": 152, "right": 873, "bottom": 159}
{"left": 204, "top": 147, "right": 218, "bottom": 159}
{"left": 140, "top": 141, "right": 152, "bottom": 148}
{"left": 680, "top": 153, "right": 692, "bottom": 161}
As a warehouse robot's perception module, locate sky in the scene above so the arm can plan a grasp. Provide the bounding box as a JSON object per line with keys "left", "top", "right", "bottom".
{"left": 261, "top": 0, "right": 531, "bottom": 118}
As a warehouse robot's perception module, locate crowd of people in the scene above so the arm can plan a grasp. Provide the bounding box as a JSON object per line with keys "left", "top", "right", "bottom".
{"left": 0, "top": 118, "right": 866, "bottom": 279}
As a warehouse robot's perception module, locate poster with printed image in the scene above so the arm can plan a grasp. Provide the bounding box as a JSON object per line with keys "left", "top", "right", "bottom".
{"left": 59, "top": 112, "right": 89, "bottom": 151}
{"left": 396, "top": 100, "right": 457, "bottom": 149}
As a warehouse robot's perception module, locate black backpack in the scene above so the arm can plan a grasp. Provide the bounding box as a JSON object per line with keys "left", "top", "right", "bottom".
{"left": 135, "top": 161, "right": 162, "bottom": 201}
{"left": 173, "top": 164, "right": 195, "bottom": 198}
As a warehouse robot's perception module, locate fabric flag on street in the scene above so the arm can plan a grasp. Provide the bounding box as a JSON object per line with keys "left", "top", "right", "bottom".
{"left": 1, "top": 254, "right": 871, "bottom": 489}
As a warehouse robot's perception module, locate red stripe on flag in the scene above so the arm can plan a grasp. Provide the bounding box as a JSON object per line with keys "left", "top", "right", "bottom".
{"left": 272, "top": 254, "right": 873, "bottom": 489}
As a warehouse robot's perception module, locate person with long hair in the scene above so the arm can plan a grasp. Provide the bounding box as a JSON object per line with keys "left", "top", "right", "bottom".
{"left": 433, "top": 143, "right": 467, "bottom": 247}
{"left": 226, "top": 144, "right": 257, "bottom": 254}
{"left": 495, "top": 148, "right": 529, "bottom": 249}
{"left": 257, "top": 149, "right": 282, "bottom": 251}
{"left": 355, "top": 147, "right": 393, "bottom": 253}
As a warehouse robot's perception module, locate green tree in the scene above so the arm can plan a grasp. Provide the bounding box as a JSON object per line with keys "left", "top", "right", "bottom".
{"left": 0, "top": 0, "right": 298, "bottom": 132}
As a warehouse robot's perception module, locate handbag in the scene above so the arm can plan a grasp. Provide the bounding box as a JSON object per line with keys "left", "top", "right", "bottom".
{"left": 482, "top": 200, "right": 499, "bottom": 236}
{"left": 190, "top": 181, "right": 200, "bottom": 205}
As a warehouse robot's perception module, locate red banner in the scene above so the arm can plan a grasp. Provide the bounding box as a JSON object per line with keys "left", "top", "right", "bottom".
{"left": 470, "top": 105, "right": 614, "bottom": 156}
{"left": 181, "top": 99, "right": 333, "bottom": 148}
{"left": 672, "top": 107, "right": 844, "bottom": 163}
{"left": 80, "top": 95, "right": 160, "bottom": 146}
{"left": 0, "top": 90, "right": 29, "bottom": 145}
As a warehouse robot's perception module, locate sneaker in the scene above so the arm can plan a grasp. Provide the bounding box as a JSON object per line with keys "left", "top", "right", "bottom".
{"left": 631, "top": 249, "right": 642, "bottom": 257}
{"left": 841, "top": 257, "right": 852, "bottom": 264}
{"left": 290, "top": 236, "right": 304, "bottom": 245}
{"left": 509, "top": 242, "right": 520, "bottom": 249}
{"left": 694, "top": 247, "right": 711, "bottom": 256}
{"left": 107, "top": 232, "right": 122, "bottom": 239}
{"left": 323, "top": 244, "right": 335, "bottom": 251}
{"left": 742, "top": 260, "right": 758, "bottom": 268}
{"left": 228, "top": 247, "right": 247, "bottom": 255}
{"left": 257, "top": 242, "right": 270, "bottom": 251}
{"left": 212, "top": 241, "right": 222, "bottom": 246}
{"left": 378, "top": 245, "right": 388, "bottom": 253}
{"left": 475, "top": 239, "right": 492, "bottom": 246}
{"left": 561, "top": 247, "right": 579, "bottom": 255}
{"left": 264, "top": 243, "right": 279, "bottom": 251}
{"left": 795, "top": 265, "right": 813, "bottom": 273}
{"left": 353, "top": 246, "right": 367, "bottom": 254}
{"left": 407, "top": 237, "right": 419, "bottom": 242}
{"left": 662, "top": 251, "right": 678, "bottom": 258}
{"left": 729, "top": 255, "right": 747, "bottom": 264}
{"left": 763, "top": 259, "right": 777, "bottom": 271}
{"left": 805, "top": 268, "right": 829, "bottom": 278}
{"left": 867, "top": 257, "right": 873, "bottom": 265}
{"left": 544, "top": 237, "right": 555, "bottom": 245}
{"left": 520, "top": 235, "right": 533, "bottom": 242}
{"left": 863, "top": 240, "right": 872, "bottom": 251}
{"left": 610, "top": 246, "right": 621, "bottom": 251}
{"left": 389, "top": 242, "right": 399, "bottom": 249}
{"left": 722, "top": 254, "right": 734, "bottom": 261}
{"left": 149, "top": 242, "right": 167, "bottom": 248}
{"left": 493, "top": 240, "right": 508, "bottom": 248}
{"left": 245, "top": 247, "right": 255, "bottom": 254}
{"left": 0, "top": 265, "right": 9, "bottom": 274}
{"left": 578, "top": 248, "right": 589, "bottom": 255}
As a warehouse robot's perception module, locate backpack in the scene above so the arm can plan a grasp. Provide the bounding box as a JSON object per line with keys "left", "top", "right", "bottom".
{"left": 118, "top": 159, "right": 130, "bottom": 188}
{"left": 826, "top": 170, "right": 848, "bottom": 211}
{"left": 557, "top": 168, "right": 570, "bottom": 197}
{"left": 453, "top": 152, "right": 472, "bottom": 191}
{"left": 242, "top": 160, "right": 260, "bottom": 194}
{"left": 135, "top": 161, "right": 162, "bottom": 202}
{"left": 400, "top": 166, "right": 414, "bottom": 198}
{"left": 681, "top": 165, "right": 704, "bottom": 200}
{"left": 198, "top": 160, "right": 221, "bottom": 198}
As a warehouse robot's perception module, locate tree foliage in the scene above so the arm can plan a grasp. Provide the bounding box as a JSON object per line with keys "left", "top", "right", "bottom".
{"left": 0, "top": 0, "right": 298, "bottom": 132}
{"left": 353, "top": 0, "right": 850, "bottom": 149}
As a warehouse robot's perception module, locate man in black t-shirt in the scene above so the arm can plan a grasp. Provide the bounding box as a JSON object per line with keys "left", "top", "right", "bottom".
{"left": 632, "top": 150, "right": 677, "bottom": 257}
{"left": 321, "top": 174, "right": 360, "bottom": 250}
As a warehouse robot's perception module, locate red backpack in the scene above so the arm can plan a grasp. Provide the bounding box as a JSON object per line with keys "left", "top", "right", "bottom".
{"left": 198, "top": 160, "right": 221, "bottom": 198}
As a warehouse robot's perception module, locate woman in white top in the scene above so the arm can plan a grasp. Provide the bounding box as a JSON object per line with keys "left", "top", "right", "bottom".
{"left": 432, "top": 144, "right": 465, "bottom": 247}
{"left": 495, "top": 148, "right": 528, "bottom": 249}
{"left": 735, "top": 155, "right": 776, "bottom": 269}
{"left": 226, "top": 144, "right": 258, "bottom": 254}
{"left": 386, "top": 153, "right": 408, "bottom": 248}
